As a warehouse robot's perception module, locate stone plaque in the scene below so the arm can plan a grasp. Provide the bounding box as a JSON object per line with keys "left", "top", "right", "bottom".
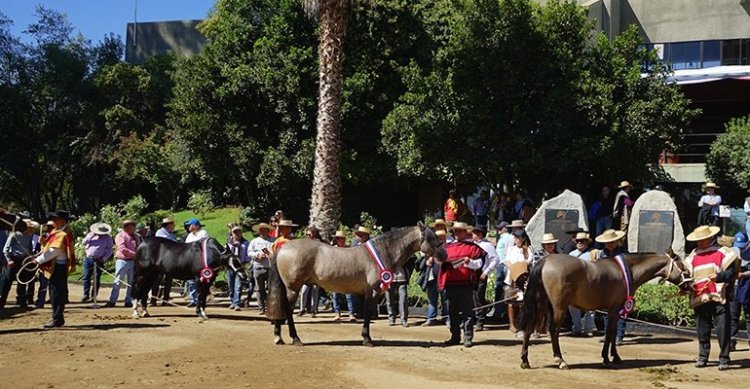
{"left": 544, "top": 209, "right": 579, "bottom": 252}
{"left": 637, "top": 210, "right": 674, "bottom": 254}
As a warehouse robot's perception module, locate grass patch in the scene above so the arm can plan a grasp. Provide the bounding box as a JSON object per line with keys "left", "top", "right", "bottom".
{"left": 171, "top": 206, "right": 247, "bottom": 244}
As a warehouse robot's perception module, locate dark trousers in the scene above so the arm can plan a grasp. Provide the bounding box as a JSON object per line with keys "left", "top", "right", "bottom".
{"left": 81, "top": 257, "right": 103, "bottom": 300}
{"left": 695, "top": 302, "right": 731, "bottom": 364}
{"left": 35, "top": 274, "right": 48, "bottom": 308}
{"left": 730, "top": 301, "right": 750, "bottom": 343}
{"left": 0, "top": 257, "right": 30, "bottom": 308}
{"left": 474, "top": 279, "right": 489, "bottom": 326}
{"left": 604, "top": 314, "right": 627, "bottom": 340}
{"left": 445, "top": 285, "right": 475, "bottom": 341}
{"left": 48, "top": 263, "right": 69, "bottom": 325}
{"left": 254, "top": 270, "right": 269, "bottom": 310}
{"left": 150, "top": 274, "right": 172, "bottom": 302}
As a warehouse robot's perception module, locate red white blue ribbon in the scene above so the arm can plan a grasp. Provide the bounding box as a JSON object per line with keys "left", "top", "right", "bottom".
{"left": 364, "top": 240, "right": 393, "bottom": 291}
{"left": 614, "top": 255, "right": 635, "bottom": 318}
{"left": 199, "top": 239, "right": 215, "bottom": 283}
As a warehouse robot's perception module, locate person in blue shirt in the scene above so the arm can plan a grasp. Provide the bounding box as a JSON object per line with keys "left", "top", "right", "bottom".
{"left": 731, "top": 231, "right": 750, "bottom": 351}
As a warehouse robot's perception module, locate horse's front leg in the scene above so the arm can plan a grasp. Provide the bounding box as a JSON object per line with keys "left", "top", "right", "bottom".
{"left": 608, "top": 311, "right": 622, "bottom": 363}
{"left": 197, "top": 281, "right": 209, "bottom": 320}
{"left": 361, "top": 290, "right": 374, "bottom": 347}
{"left": 601, "top": 310, "right": 619, "bottom": 367}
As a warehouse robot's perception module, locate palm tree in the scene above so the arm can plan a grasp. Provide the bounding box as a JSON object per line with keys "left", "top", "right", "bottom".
{"left": 305, "top": 0, "right": 351, "bottom": 240}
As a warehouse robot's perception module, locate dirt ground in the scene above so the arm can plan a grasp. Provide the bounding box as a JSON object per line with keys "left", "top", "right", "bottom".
{"left": 1, "top": 283, "right": 748, "bottom": 389}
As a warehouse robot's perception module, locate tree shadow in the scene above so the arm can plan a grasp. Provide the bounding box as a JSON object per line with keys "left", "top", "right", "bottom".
{"left": 0, "top": 322, "right": 169, "bottom": 335}
{"left": 303, "top": 339, "right": 439, "bottom": 348}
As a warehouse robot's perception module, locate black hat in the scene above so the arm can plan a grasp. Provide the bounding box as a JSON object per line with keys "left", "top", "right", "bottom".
{"left": 46, "top": 210, "right": 75, "bottom": 221}
{"left": 564, "top": 227, "right": 587, "bottom": 235}
{"left": 472, "top": 224, "right": 487, "bottom": 234}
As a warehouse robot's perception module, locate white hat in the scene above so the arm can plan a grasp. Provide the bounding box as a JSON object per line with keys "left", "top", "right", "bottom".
{"left": 595, "top": 229, "right": 626, "bottom": 243}
{"left": 541, "top": 233, "right": 559, "bottom": 244}
{"left": 686, "top": 225, "right": 721, "bottom": 242}
{"left": 90, "top": 222, "right": 113, "bottom": 235}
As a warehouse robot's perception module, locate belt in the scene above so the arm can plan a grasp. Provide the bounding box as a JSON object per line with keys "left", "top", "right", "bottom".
{"left": 116, "top": 257, "right": 133, "bottom": 261}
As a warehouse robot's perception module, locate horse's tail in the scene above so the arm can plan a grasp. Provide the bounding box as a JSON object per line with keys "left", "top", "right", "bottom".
{"left": 266, "top": 251, "right": 288, "bottom": 321}
{"left": 520, "top": 256, "right": 550, "bottom": 334}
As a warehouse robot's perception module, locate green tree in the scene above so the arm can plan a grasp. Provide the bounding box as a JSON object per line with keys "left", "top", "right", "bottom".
{"left": 706, "top": 115, "right": 750, "bottom": 196}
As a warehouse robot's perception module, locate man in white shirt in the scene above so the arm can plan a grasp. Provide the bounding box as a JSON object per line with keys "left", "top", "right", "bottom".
{"left": 568, "top": 232, "right": 595, "bottom": 336}
{"left": 698, "top": 182, "right": 722, "bottom": 226}
{"left": 471, "top": 224, "right": 500, "bottom": 331}
{"left": 247, "top": 222, "right": 275, "bottom": 313}
{"left": 492, "top": 222, "right": 512, "bottom": 321}
{"left": 184, "top": 218, "right": 208, "bottom": 307}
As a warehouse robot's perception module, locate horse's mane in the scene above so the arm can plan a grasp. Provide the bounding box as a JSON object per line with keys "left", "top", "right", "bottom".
{"left": 372, "top": 226, "right": 421, "bottom": 266}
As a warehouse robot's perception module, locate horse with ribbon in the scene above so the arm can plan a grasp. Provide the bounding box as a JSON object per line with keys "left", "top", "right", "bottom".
{"left": 266, "top": 222, "right": 445, "bottom": 346}
{"left": 519, "top": 251, "right": 687, "bottom": 369}
{"left": 130, "top": 237, "right": 245, "bottom": 319}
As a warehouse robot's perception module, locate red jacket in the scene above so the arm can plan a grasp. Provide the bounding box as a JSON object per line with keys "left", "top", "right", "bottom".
{"left": 438, "top": 240, "right": 485, "bottom": 290}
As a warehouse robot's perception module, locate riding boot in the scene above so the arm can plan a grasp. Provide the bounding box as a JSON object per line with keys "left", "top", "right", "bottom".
{"left": 508, "top": 304, "right": 517, "bottom": 333}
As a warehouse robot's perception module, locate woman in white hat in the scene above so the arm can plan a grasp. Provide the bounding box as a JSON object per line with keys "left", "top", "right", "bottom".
{"left": 613, "top": 181, "right": 633, "bottom": 231}
{"left": 684, "top": 225, "right": 736, "bottom": 370}
{"left": 540, "top": 233, "right": 559, "bottom": 256}
{"left": 698, "top": 182, "right": 722, "bottom": 226}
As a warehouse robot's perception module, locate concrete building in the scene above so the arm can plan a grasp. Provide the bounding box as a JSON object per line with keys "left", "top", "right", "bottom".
{"left": 125, "top": 20, "right": 206, "bottom": 63}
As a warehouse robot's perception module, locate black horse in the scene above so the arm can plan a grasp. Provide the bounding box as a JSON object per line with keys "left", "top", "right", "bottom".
{"left": 130, "top": 237, "right": 245, "bottom": 319}
{"left": 0, "top": 210, "right": 30, "bottom": 232}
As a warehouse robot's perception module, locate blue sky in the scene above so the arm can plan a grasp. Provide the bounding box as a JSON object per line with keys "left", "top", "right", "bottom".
{"left": 2, "top": 0, "right": 216, "bottom": 44}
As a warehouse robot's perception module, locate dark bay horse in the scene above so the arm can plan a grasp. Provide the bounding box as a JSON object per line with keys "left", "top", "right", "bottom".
{"left": 130, "top": 237, "right": 245, "bottom": 319}
{"left": 266, "top": 222, "right": 444, "bottom": 346}
{"left": 519, "top": 252, "right": 686, "bottom": 369}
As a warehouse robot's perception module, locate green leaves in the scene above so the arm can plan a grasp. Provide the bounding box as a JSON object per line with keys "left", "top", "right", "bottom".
{"left": 706, "top": 115, "right": 750, "bottom": 195}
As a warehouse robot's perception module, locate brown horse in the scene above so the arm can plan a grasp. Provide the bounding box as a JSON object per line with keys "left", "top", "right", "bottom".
{"left": 519, "top": 252, "right": 686, "bottom": 369}
{"left": 266, "top": 223, "right": 444, "bottom": 346}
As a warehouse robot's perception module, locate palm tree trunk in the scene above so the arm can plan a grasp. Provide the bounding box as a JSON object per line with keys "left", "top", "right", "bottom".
{"left": 309, "top": 0, "right": 350, "bottom": 241}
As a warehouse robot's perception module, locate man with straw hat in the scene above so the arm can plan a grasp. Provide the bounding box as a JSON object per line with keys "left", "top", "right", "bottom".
{"left": 248, "top": 222, "right": 275, "bottom": 314}
{"left": 438, "top": 221, "right": 486, "bottom": 347}
{"left": 683, "top": 225, "right": 738, "bottom": 370}
{"left": 569, "top": 232, "right": 595, "bottom": 336}
{"left": 613, "top": 181, "right": 633, "bottom": 231}
{"left": 331, "top": 230, "right": 356, "bottom": 322}
{"left": 698, "top": 182, "right": 722, "bottom": 226}
{"left": 1, "top": 218, "right": 37, "bottom": 309}
{"left": 430, "top": 219, "right": 454, "bottom": 242}
{"left": 155, "top": 217, "right": 176, "bottom": 241}
{"left": 471, "top": 223, "right": 499, "bottom": 331}
{"left": 105, "top": 220, "right": 138, "bottom": 308}
{"left": 594, "top": 229, "right": 628, "bottom": 346}
{"left": 80, "top": 222, "right": 113, "bottom": 303}
{"left": 539, "top": 233, "right": 559, "bottom": 256}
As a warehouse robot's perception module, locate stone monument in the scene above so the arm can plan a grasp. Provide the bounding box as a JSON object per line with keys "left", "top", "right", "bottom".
{"left": 627, "top": 190, "right": 685, "bottom": 258}
{"left": 526, "top": 189, "right": 588, "bottom": 251}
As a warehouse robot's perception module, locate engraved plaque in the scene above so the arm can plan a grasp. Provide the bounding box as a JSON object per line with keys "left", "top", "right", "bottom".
{"left": 544, "top": 209, "right": 579, "bottom": 252}
{"left": 637, "top": 210, "right": 674, "bottom": 254}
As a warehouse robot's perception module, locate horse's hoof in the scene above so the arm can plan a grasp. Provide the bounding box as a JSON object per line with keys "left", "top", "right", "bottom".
{"left": 132, "top": 312, "right": 140, "bottom": 319}
{"left": 274, "top": 337, "right": 285, "bottom": 345}
{"left": 520, "top": 362, "right": 531, "bottom": 369}
{"left": 292, "top": 338, "right": 304, "bottom": 347}
{"left": 553, "top": 357, "right": 563, "bottom": 365}
{"left": 362, "top": 339, "right": 374, "bottom": 347}
{"left": 612, "top": 356, "right": 622, "bottom": 364}
{"left": 601, "top": 360, "right": 611, "bottom": 369}
{"left": 558, "top": 362, "right": 569, "bottom": 370}
{"left": 142, "top": 311, "right": 150, "bottom": 318}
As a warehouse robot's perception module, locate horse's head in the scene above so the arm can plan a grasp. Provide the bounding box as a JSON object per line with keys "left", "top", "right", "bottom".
{"left": 661, "top": 248, "right": 688, "bottom": 287}
{"left": 217, "top": 243, "right": 248, "bottom": 281}
{"left": 418, "top": 221, "right": 446, "bottom": 261}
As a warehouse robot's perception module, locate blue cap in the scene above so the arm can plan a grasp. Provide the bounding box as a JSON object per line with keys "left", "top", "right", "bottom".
{"left": 186, "top": 218, "right": 202, "bottom": 227}
{"left": 734, "top": 232, "right": 747, "bottom": 248}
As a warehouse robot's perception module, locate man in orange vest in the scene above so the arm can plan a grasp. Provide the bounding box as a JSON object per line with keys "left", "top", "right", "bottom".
{"left": 33, "top": 211, "right": 76, "bottom": 328}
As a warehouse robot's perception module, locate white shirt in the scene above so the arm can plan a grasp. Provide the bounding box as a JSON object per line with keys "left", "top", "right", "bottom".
{"left": 184, "top": 229, "right": 209, "bottom": 244}
{"left": 476, "top": 239, "right": 500, "bottom": 276}
{"left": 698, "top": 194, "right": 722, "bottom": 216}
{"left": 744, "top": 200, "right": 750, "bottom": 216}
{"left": 504, "top": 244, "right": 534, "bottom": 285}
{"left": 247, "top": 236, "right": 275, "bottom": 269}
{"left": 569, "top": 248, "right": 592, "bottom": 261}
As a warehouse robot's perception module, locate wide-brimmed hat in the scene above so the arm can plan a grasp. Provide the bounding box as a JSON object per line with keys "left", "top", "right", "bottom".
{"left": 22, "top": 219, "right": 39, "bottom": 229}
{"left": 618, "top": 181, "right": 631, "bottom": 189}
{"left": 122, "top": 219, "right": 137, "bottom": 227}
{"left": 574, "top": 232, "right": 591, "bottom": 242}
{"left": 595, "top": 229, "right": 626, "bottom": 243}
{"left": 252, "top": 222, "right": 273, "bottom": 233}
{"left": 686, "top": 225, "right": 721, "bottom": 242}
{"left": 334, "top": 230, "right": 347, "bottom": 239}
{"left": 47, "top": 210, "right": 75, "bottom": 221}
{"left": 541, "top": 233, "right": 559, "bottom": 244}
{"left": 161, "top": 217, "right": 175, "bottom": 226}
{"left": 277, "top": 219, "right": 299, "bottom": 228}
{"left": 435, "top": 230, "right": 447, "bottom": 238}
{"left": 90, "top": 222, "right": 112, "bottom": 235}
{"left": 509, "top": 220, "right": 526, "bottom": 228}
{"left": 46, "top": 220, "right": 54, "bottom": 227}
{"left": 704, "top": 182, "right": 719, "bottom": 189}
{"left": 495, "top": 221, "right": 509, "bottom": 231}
{"left": 471, "top": 224, "right": 487, "bottom": 234}
{"left": 429, "top": 219, "right": 452, "bottom": 228}
{"left": 354, "top": 226, "right": 371, "bottom": 236}
{"left": 565, "top": 227, "right": 587, "bottom": 235}
{"left": 231, "top": 226, "right": 242, "bottom": 233}
{"left": 451, "top": 222, "right": 471, "bottom": 231}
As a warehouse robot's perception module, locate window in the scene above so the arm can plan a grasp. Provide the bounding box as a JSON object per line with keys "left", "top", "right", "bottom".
{"left": 670, "top": 41, "right": 702, "bottom": 70}
{"left": 722, "top": 40, "right": 741, "bottom": 65}
{"left": 744, "top": 40, "right": 750, "bottom": 65}
{"left": 702, "top": 41, "right": 721, "bottom": 68}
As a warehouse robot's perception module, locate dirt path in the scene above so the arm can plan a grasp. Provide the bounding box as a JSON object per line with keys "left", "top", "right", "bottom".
{"left": 1, "top": 284, "right": 748, "bottom": 389}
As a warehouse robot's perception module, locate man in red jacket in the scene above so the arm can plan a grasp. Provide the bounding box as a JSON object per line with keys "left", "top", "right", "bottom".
{"left": 437, "top": 222, "right": 485, "bottom": 347}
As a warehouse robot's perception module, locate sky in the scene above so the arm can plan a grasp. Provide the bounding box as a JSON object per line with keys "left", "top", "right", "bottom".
{"left": 2, "top": 0, "right": 216, "bottom": 44}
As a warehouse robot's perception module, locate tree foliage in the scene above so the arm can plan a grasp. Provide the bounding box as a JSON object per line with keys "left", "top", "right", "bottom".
{"left": 706, "top": 115, "right": 750, "bottom": 196}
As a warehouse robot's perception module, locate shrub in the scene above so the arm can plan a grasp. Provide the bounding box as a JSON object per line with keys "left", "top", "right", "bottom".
{"left": 239, "top": 206, "right": 260, "bottom": 231}
{"left": 99, "top": 204, "right": 123, "bottom": 229}
{"left": 188, "top": 190, "right": 214, "bottom": 219}
{"left": 633, "top": 283, "right": 695, "bottom": 327}
{"left": 122, "top": 195, "right": 148, "bottom": 219}
{"left": 69, "top": 213, "right": 97, "bottom": 238}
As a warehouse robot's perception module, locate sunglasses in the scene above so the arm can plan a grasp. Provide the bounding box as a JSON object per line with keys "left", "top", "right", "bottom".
{"left": 575, "top": 239, "right": 588, "bottom": 243}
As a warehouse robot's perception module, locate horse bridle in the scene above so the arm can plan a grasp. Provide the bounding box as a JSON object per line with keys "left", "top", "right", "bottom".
{"left": 664, "top": 252, "right": 687, "bottom": 284}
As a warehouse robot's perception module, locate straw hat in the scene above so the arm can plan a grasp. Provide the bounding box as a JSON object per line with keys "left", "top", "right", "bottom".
{"left": 574, "top": 232, "right": 591, "bottom": 242}
{"left": 429, "top": 219, "right": 452, "bottom": 228}
{"left": 22, "top": 219, "right": 39, "bottom": 229}
{"left": 704, "top": 182, "right": 719, "bottom": 189}
{"left": 595, "top": 229, "right": 626, "bottom": 243}
{"left": 686, "top": 225, "right": 721, "bottom": 242}
{"left": 435, "top": 230, "right": 447, "bottom": 237}
{"left": 231, "top": 226, "right": 242, "bottom": 233}
{"left": 334, "top": 230, "right": 347, "bottom": 239}
{"left": 451, "top": 222, "right": 471, "bottom": 230}
{"left": 161, "top": 217, "right": 175, "bottom": 226}
{"left": 509, "top": 220, "right": 526, "bottom": 228}
{"left": 252, "top": 222, "right": 273, "bottom": 233}
{"left": 46, "top": 220, "right": 54, "bottom": 227}
{"left": 354, "top": 226, "right": 371, "bottom": 236}
{"left": 122, "top": 219, "right": 137, "bottom": 227}
{"left": 90, "top": 222, "right": 112, "bottom": 235}
{"left": 541, "top": 233, "right": 559, "bottom": 244}
{"left": 618, "top": 181, "right": 631, "bottom": 189}
{"left": 277, "top": 219, "right": 298, "bottom": 228}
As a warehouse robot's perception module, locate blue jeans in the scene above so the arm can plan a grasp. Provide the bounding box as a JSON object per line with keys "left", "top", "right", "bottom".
{"left": 332, "top": 293, "right": 354, "bottom": 314}
{"left": 108, "top": 259, "right": 134, "bottom": 304}
{"left": 386, "top": 282, "right": 408, "bottom": 322}
{"left": 426, "top": 281, "right": 448, "bottom": 320}
{"left": 187, "top": 279, "right": 197, "bottom": 304}
{"left": 82, "top": 257, "right": 104, "bottom": 300}
{"left": 604, "top": 314, "right": 627, "bottom": 340}
{"left": 35, "top": 274, "right": 48, "bottom": 308}
{"left": 227, "top": 269, "right": 241, "bottom": 306}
